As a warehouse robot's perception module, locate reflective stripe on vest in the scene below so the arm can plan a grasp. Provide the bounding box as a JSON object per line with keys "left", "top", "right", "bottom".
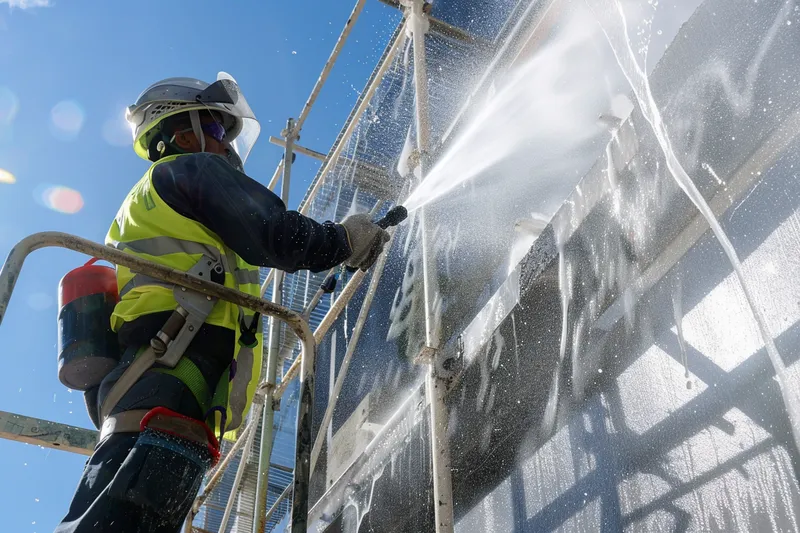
{"left": 119, "top": 274, "right": 173, "bottom": 298}
{"left": 106, "top": 154, "right": 264, "bottom": 439}
{"left": 234, "top": 268, "right": 261, "bottom": 286}
{"left": 109, "top": 237, "right": 220, "bottom": 258}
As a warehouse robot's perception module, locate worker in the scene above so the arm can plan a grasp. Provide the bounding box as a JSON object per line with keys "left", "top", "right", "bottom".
{"left": 55, "top": 75, "right": 390, "bottom": 533}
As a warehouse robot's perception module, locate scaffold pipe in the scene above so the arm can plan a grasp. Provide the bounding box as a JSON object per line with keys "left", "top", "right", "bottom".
{"left": 218, "top": 402, "right": 263, "bottom": 533}
{"left": 254, "top": 117, "right": 296, "bottom": 533}
{"left": 299, "top": 21, "right": 407, "bottom": 217}
{"left": 293, "top": 0, "right": 368, "bottom": 135}
{"left": 309, "top": 228, "right": 395, "bottom": 474}
{"left": 407, "top": 1, "right": 454, "bottom": 531}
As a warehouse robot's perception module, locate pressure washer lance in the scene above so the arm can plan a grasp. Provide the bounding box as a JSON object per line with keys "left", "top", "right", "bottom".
{"left": 375, "top": 205, "right": 408, "bottom": 230}
{"left": 344, "top": 205, "right": 408, "bottom": 274}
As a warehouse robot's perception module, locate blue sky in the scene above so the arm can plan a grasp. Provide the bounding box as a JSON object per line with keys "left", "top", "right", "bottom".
{"left": 0, "top": 1, "right": 400, "bottom": 530}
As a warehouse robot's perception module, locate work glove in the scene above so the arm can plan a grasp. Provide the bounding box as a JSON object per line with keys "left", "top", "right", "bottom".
{"left": 341, "top": 214, "right": 391, "bottom": 271}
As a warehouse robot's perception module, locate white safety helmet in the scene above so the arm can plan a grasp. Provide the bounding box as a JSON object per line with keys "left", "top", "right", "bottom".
{"left": 126, "top": 72, "right": 260, "bottom": 169}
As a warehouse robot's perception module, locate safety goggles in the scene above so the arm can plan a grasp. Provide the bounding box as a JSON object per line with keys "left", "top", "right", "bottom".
{"left": 172, "top": 122, "right": 227, "bottom": 143}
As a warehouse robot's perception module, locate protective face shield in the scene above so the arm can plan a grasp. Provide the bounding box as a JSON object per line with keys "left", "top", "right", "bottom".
{"left": 126, "top": 72, "right": 260, "bottom": 169}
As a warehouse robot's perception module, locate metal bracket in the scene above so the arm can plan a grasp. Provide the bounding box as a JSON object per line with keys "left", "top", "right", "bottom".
{"left": 401, "top": 0, "right": 431, "bottom": 36}
{"left": 158, "top": 257, "right": 221, "bottom": 368}
{"left": 413, "top": 345, "right": 438, "bottom": 365}
{"left": 415, "top": 344, "right": 461, "bottom": 387}
{"left": 249, "top": 389, "right": 280, "bottom": 411}
{"left": 256, "top": 382, "right": 274, "bottom": 397}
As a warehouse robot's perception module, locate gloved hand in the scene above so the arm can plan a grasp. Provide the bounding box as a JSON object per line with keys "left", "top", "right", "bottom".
{"left": 341, "top": 214, "right": 391, "bottom": 271}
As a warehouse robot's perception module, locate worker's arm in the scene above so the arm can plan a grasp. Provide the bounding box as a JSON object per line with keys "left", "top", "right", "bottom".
{"left": 151, "top": 152, "right": 351, "bottom": 273}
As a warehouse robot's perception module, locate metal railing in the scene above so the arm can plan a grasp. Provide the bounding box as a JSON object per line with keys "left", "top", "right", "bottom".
{"left": 0, "top": 231, "right": 317, "bottom": 530}
{"left": 0, "top": 228, "right": 404, "bottom": 532}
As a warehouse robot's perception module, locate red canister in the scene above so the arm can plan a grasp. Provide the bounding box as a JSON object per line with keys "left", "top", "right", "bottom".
{"left": 57, "top": 258, "right": 120, "bottom": 390}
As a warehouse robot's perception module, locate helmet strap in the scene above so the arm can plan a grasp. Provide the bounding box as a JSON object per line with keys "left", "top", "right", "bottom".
{"left": 189, "top": 110, "right": 206, "bottom": 153}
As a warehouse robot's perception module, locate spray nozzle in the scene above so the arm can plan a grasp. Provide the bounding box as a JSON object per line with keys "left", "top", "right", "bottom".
{"left": 376, "top": 205, "right": 408, "bottom": 229}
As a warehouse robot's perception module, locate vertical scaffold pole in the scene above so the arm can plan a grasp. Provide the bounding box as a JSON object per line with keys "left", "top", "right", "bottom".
{"left": 405, "top": 1, "right": 455, "bottom": 532}
{"left": 253, "top": 117, "right": 295, "bottom": 533}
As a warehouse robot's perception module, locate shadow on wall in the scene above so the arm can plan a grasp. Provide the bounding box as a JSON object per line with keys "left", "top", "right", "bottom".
{"left": 449, "top": 0, "right": 800, "bottom": 531}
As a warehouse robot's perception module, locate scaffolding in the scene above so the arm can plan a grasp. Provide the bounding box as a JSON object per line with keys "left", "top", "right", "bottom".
{"left": 0, "top": 1, "right": 459, "bottom": 531}
{"left": 3, "top": 0, "right": 799, "bottom": 532}
{"left": 0, "top": 1, "right": 609, "bottom": 531}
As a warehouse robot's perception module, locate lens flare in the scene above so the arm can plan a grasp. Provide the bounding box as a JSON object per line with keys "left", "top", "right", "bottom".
{"left": 37, "top": 185, "right": 84, "bottom": 214}
{"left": 50, "top": 100, "right": 85, "bottom": 140}
{"left": 27, "top": 292, "right": 53, "bottom": 311}
{"left": 0, "top": 87, "right": 19, "bottom": 144}
{"left": 0, "top": 168, "right": 15, "bottom": 184}
{"left": 0, "top": 87, "right": 19, "bottom": 124}
{"left": 101, "top": 110, "right": 131, "bottom": 147}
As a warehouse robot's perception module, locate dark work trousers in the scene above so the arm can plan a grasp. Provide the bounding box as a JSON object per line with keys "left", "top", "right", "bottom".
{"left": 55, "top": 346, "right": 211, "bottom": 533}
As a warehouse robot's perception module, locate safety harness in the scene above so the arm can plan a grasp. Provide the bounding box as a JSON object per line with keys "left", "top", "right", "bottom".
{"left": 98, "top": 255, "right": 228, "bottom": 460}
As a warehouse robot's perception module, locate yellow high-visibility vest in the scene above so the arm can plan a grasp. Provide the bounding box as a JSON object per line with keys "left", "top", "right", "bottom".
{"left": 106, "top": 154, "right": 263, "bottom": 438}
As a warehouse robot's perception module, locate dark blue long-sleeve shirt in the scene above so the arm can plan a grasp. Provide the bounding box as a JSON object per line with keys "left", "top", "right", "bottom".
{"left": 117, "top": 153, "right": 351, "bottom": 385}
{"left": 151, "top": 152, "right": 351, "bottom": 273}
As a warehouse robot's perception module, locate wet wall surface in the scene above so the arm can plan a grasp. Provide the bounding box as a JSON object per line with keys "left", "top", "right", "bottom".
{"left": 310, "top": 0, "right": 800, "bottom": 531}
{"left": 450, "top": 0, "right": 800, "bottom": 530}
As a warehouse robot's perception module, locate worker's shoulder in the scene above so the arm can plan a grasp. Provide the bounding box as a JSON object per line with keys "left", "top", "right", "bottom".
{"left": 151, "top": 153, "right": 227, "bottom": 185}
{"left": 180, "top": 151, "right": 224, "bottom": 164}
{"left": 153, "top": 152, "right": 222, "bottom": 173}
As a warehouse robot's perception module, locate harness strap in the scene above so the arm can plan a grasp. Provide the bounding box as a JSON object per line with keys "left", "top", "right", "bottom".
{"left": 99, "top": 407, "right": 221, "bottom": 466}
{"left": 99, "top": 347, "right": 156, "bottom": 421}
{"left": 100, "top": 346, "right": 213, "bottom": 426}
{"left": 99, "top": 409, "right": 151, "bottom": 440}
{"left": 152, "top": 357, "right": 212, "bottom": 414}
{"left": 100, "top": 255, "right": 218, "bottom": 423}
